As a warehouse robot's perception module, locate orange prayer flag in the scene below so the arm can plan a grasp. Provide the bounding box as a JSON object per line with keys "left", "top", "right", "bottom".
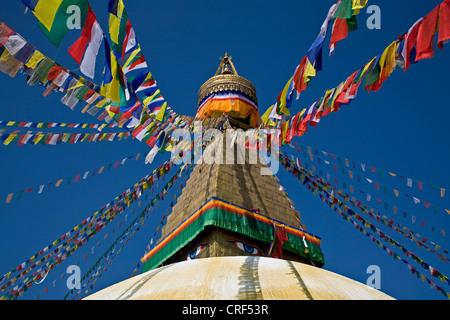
{"left": 6, "top": 193, "right": 13, "bottom": 204}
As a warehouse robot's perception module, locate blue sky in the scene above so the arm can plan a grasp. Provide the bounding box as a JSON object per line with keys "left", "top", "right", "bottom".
{"left": 0, "top": 0, "right": 449, "bottom": 300}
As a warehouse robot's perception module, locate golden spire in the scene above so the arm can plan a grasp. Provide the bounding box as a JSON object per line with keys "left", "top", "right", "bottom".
{"left": 197, "top": 53, "right": 258, "bottom": 107}
{"left": 214, "top": 52, "right": 238, "bottom": 75}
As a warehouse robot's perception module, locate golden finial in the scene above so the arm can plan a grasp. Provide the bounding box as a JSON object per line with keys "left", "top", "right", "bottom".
{"left": 198, "top": 53, "right": 258, "bottom": 107}
{"left": 215, "top": 52, "right": 239, "bottom": 76}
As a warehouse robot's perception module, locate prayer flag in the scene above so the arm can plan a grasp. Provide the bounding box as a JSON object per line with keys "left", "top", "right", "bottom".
{"left": 438, "top": 0, "right": 450, "bottom": 49}
{"left": 122, "top": 19, "right": 137, "bottom": 58}
{"left": 402, "top": 18, "right": 422, "bottom": 71}
{"left": 123, "top": 46, "right": 147, "bottom": 74}
{"left": 23, "top": 0, "right": 88, "bottom": 47}
{"left": 100, "top": 40, "right": 124, "bottom": 103}
{"left": 415, "top": 5, "right": 439, "bottom": 61}
{"left": 330, "top": 17, "right": 348, "bottom": 53}
{"left": 21, "top": 0, "right": 65, "bottom": 31}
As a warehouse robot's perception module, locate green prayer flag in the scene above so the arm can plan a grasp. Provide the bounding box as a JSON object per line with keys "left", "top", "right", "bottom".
{"left": 335, "top": 0, "right": 354, "bottom": 20}
{"left": 36, "top": 0, "right": 88, "bottom": 47}
{"left": 364, "top": 62, "right": 381, "bottom": 87}
{"left": 16, "top": 190, "right": 25, "bottom": 200}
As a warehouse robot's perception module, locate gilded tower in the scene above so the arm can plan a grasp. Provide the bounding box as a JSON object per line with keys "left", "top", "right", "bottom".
{"left": 140, "top": 53, "right": 324, "bottom": 271}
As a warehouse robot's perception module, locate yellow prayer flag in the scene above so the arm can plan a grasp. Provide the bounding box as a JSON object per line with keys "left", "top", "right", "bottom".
{"left": 3, "top": 133, "right": 17, "bottom": 145}
{"left": 25, "top": 50, "right": 45, "bottom": 69}
{"left": 33, "top": 0, "right": 64, "bottom": 31}
{"left": 55, "top": 179, "right": 63, "bottom": 187}
{"left": 123, "top": 45, "right": 142, "bottom": 69}
{"left": 98, "top": 123, "right": 107, "bottom": 131}
{"left": 69, "top": 78, "right": 85, "bottom": 91}
{"left": 331, "top": 82, "right": 345, "bottom": 110}
{"left": 261, "top": 105, "right": 276, "bottom": 127}
{"left": 95, "top": 98, "right": 109, "bottom": 109}
{"left": 352, "top": 0, "right": 368, "bottom": 14}
{"left": 108, "top": 0, "right": 125, "bottom": 43}
{"left": 155, "top": 102, "right": 168, "bottom": 122}
{"left": 143, "top": 89, "right": 161, "bottom": 106}
{"left": 379, "top": 41, "right": 398, "bottom": 78}
{"left": 278, "top": 77, "right": 293, "bottom": 116}
{"left": 165, "top": 140, "right": 174, "bottom": 152}
{"left": 281, "top": 121, "right": 289, "bottom": 142}
{"left": 100, "top": 50, "right": 122, "bottom": 103}
{"left": 109, "top": 15, "right": 121, "bottom": 44}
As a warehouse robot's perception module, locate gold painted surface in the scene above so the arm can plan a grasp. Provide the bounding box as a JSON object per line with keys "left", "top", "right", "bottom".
{"left": 197, "top": 74, "right": 258, "bottom": 107}
{"left": 84, "top": 256, "right": 394, "bottom": 300}
{"left": 197, "top": 53, "right": 258, "bottom": 106}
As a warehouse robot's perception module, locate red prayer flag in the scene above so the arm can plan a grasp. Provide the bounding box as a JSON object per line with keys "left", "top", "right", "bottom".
{"left": 438, "top": 0, "right": 450, "bottom": 49}
{"left": 330, "top": 18, "right": 348, "bottom": 51}
{"left": 335, "top": 70, "right": 358, "bottom": 105}
{"left": 416, "top": 5, "right": 439, "bottom": 61}
{"left": 293, "top": 56, "right": 308, "bottom": 94}
{"left": 46, "top": 65, "right": 63, "bottom": 82}
{"left": 403, "top": 19, "right": 422, "bottom": 71}
{"left": 68, "top": 6, "right": 97, "bottom": 64}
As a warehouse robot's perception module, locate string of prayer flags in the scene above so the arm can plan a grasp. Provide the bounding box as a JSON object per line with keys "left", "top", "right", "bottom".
{"left": 267, "top": 1, "right": 368, "bottom": 124}
{"left": 279, "top": 152, "right": 450, "bottom": 299}
{"left": 337, "top": 203, "right": 450, "bottom": 299}
{"left": 0, "top": 160, "right": 184, "bottom": 299}
{"left": 289, "top": 150, "right": 450, "bottom": 261}
{"left": 0, "top": 151, "right": 143, "bottom": 205}
{"left": 329, "top": 0, "right": 368, "bottom": 54}
{"left": 64, "top": 164, "right": 190, "bottom": 300}
{"left": 289, "top": 143, "right": 449, "bottom": 240}
{"left": 0, "top": 21, "right": 116, "bottom": 116}
{"left": 0, "top": 20, "right": 224, "bottom": 158}
{"left": 280, "top": 151, "right": 450, "bottom": 262}
{"left": 0, "top": 129, "right": 130, "bottom": 147}
{"left": 22, "top": 0, "right": 103, "bottom": 79}
{"left": 292, "top": 142, "right": 450, "bottom": 214}
{"left": 21, "top": 0, "right": 89, "bottom": 47}
{"left": 400, "top": 0, "right": 449, "bottom": 67}
{"left": 276, "top": 1, "right": 450, "bottom": 143}
{"left": 0, "top": 120, "right": 124, "bottom": 131}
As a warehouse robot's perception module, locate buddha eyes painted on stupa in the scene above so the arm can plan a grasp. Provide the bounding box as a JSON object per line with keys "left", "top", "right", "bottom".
{"left": 228, "top": 240, "right": 261, "bottom": 256}
{"left": 184, "top": 238, "right": 263, "bottom": 261}
{"left": 185, "top": 244, "right": 207, "bottom": 261}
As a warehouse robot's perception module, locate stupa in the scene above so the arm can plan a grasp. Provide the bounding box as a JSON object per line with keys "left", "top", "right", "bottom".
{"left": 85, "top": 54, "right": 394, "bottom": 300}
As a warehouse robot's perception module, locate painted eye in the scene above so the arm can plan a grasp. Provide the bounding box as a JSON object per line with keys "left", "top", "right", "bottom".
{"left": 229, "top": 241, "right": 261, "bottom": 255}
{"left": 186, "top": 244, "right": 206, "bottom": 261}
